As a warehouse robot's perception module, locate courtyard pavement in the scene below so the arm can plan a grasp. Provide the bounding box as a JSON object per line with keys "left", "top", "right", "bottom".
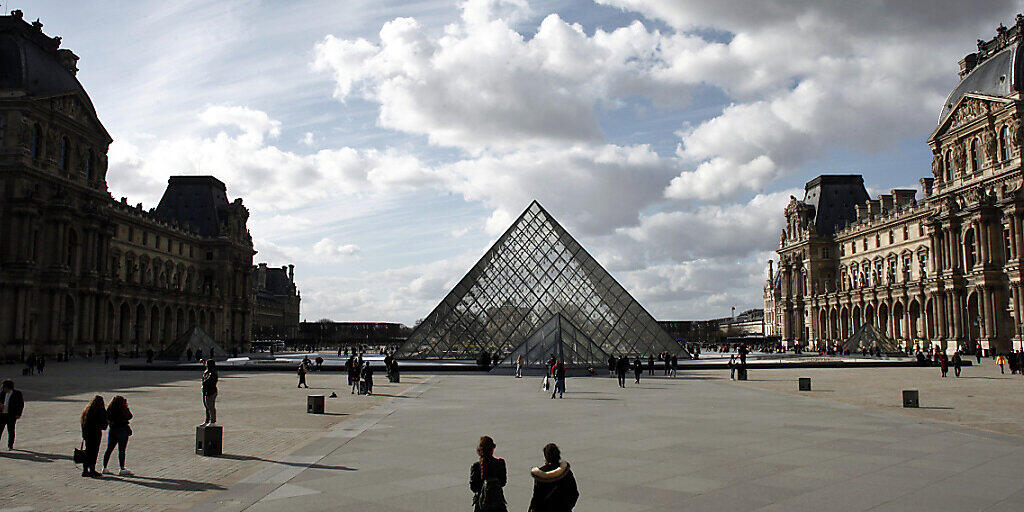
{"left": 4, "top": 361, "right": 1024, "bottom": 511}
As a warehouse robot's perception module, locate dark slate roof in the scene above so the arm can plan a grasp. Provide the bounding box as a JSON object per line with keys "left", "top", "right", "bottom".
{"left": 939, "top": 44, "right": 1019, "bottom": 122}
{"left": 0, "top": 12, "right": 107, "bottom": 136}
{"left": 261, "top": 267, "right": 293, "bottom": 296}
{"left": 154, "top": 176, "right": 230, "bottom": 237}
{"left": 802, "top": 175, "right": 869, "bottom": 236}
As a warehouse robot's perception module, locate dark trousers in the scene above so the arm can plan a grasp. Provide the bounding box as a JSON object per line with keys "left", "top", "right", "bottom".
{"left": 298, "top": 375, "right": 307, "bottom": 387}
{"left": 634, "top": 370, "right": 641, "bottom": 383}
{"left": 954, "top": 366, "right": 961, "bottom": 377}
{"left": 617, "top": 373, "right": 625, "bottom": 387}
{"left": 83, "top": 430, "right": 103, "bottom": 473}
{"left": 103, "top": 427, "right": 129, "bottom": 469}
{"left": 0, "top": 414, "right": 14, "bottom": 448}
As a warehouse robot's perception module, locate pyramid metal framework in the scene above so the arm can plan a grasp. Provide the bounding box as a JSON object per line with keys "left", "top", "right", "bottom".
{"left": 395, "top": 201, "right": 684, "bottom": 362}
{"left": 500, "top": 313, "right": 611, "bottom": 369}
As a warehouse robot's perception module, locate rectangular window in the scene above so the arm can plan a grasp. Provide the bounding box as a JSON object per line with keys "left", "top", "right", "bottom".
{"left": 888, "top": 230, "right": 894, "bottom": 244}
{"left": 822, "top": 247, "right": 830, "bottom": 259}
{"left": 143, "top": 232, "right": 148, "bottom": 245}
{"left": 1006, "top": 229, "right": 1013, "bottom": 260}
{"left": 863, "top": 238, "right": 867, "bottom": 251}
{"left": 875, "top": 234, "right": 881, "bottom": 247}
{"left": 128, "top": 227, "right": 134, "bottom": 242}
{"left": 903, "top": 226, "right": 909, "bottom": 240}
{"left": 918, "top": 223, "right": 924, "bottom": 236}
{"left": 851, "top": 242, "right": 856, "bottom": 254}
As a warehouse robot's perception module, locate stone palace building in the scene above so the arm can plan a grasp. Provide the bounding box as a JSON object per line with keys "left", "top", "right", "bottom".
{"left": 766, "top": 16, "right": 1024, "bottom": 355}
{"left": 0, "top": 11, "right": 258, "bottom": 360}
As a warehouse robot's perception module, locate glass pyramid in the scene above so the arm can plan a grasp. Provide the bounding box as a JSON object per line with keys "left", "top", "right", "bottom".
{"left": 394, "top": 201, "right": 685, "bottom": 362}
{"left": 500, "top": 313, "right": 610, "bottom": 370}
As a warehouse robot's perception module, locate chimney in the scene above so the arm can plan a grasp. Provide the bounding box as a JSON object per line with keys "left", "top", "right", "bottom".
{"left": 958, "top": 53, "right": 978, "bottom": 78}
{"left": 867, "top": 199, "right": 881, "bottom": 217}
{"left": 855, "top": 204, "right": 868, "bottom": 221}
{"left": 288, "top": 264, "right": 295, "bottom": 282}
{"left": 892, "top": 189, "right": 917, "bottom": 208}
{"left": 879, "top": 194, "right": 894, "bottom": 213}
{"left": 920, "top": 177, "right": 934, "bottom": 197}
{"left": 56, "top": 49, "right": 79, "bottom": 76}
{"left": 768, "top": 260, "right": 774, "bottom": 281}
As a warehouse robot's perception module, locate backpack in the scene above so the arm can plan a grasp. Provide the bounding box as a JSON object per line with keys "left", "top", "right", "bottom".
{"left": 475, "top": 477, "right": 506, "bottom": 511}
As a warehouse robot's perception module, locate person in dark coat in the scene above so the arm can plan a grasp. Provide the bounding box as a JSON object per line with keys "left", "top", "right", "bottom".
{"left": 550, "top": 361, "right": 566, "bottom": 399}
{"left": 952, "top": 351, "right": 962, "bottom": 378}
{"left": 939, "top": 353, "right": 949, "bottom": 377}
{"left": 647, "top": 354, "right": 654, "bottom": 375}
{"left": 469, "top": 435, "right": 507, "bottom": 512}
{"left": 1, "top": 379, "right": 25, "bottom": 450}
{"left": 528, "top": 443, "right": 579, "bottom": 512}
{"left": 102, "top": 396, "right": 133, "bottom": 476}
{"left": 202, "top": 360, "right": 218, "bottom": 425}
{"left": 633, "top": 356, "right": 642, "bottom": 384}
{"left": 615, "top": 356, "right": 628, "bottom": 388}
{"left": 607, "top": 355, "right": 616, "bottom": 377}
{"left": 361, "top": 364, "right": 374, "bottom": 395}
{"left": 297, "top": 363, "right": 309, "bottom": 388}
{"left": 80, "top": 395, "right": 108, "bottom": 477}
{"left": 670, "top": 353, "right": 678, "bottom": 377}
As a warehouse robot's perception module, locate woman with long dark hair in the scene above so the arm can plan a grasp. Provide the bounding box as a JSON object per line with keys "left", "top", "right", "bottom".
{"left": 102, "top": 395, "right": 133, "bottom": 476}
{"left": 469, "top": 435, "right": 507, "bottom": 511}
{"left": 80, "top": 395, "right": 108, "bottom": 477}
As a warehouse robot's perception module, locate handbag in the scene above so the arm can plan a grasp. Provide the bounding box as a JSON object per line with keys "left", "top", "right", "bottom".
{"left": 73, "top": 441, "right": 86, "bottom": 464}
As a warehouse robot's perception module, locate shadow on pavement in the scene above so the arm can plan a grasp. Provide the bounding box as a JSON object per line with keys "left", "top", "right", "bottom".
{"left": 113, "top": 475, "right": 226, "bottom": 492}
{"left": 1, "top": 449, "right": 73, "bottom": 462}
{"left": 219, "top": 453, "right": 357, "bottom": 471}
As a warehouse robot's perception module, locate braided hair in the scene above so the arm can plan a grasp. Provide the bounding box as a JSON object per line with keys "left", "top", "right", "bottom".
{"left": 477, "top": 435, "right": 496, "bottom": 476}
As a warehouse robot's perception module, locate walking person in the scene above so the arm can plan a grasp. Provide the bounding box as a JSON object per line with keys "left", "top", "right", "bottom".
{"left": 1, "top": 379, "right": 25, "bottom": 450}
{"left": 37, "top": 355, "right": 45, "bottom": 375}
{"left": 615, "top": 355, "right": 628, "bottom": 388}
{"left": 528, "top": 443, "right": 579, "bottom": 512}
{"left": 728, "top": 355, "right": 737, "bottom": 380}
{"left": 516, "top": 355, "right": 524, "bottom": 379}
{"left": 633, "top": 356, "right": 642, "bottom": 384}
{"left": 297, "top": 363, "right": 309, "bottom": 388}
{"left": 997, "top": 353, "right": 1007, "bottom": 374}
{"left": 202, "top": 360, "right": 218, "bottom": 425}
{"left": 80, "top": 396, "right": 108, "bottom": 477}
{"left": 952, "top": 351, "right": 962, "bottom": 378}
{"left": 102, "top": 396, "right": 133, "bottom": 476}
{"left": 550, "top": 360, "right": 566, "bottom": 399}
{"left": 670, "top": 353, "right": 678, "bottom": 377}
{"left": 975, "top": 343, "right": 982, "bottom": 365}
{"left": 939, "top": 352, "right": 948, "bottom": 377}
{"left": 350, "top": 357, "right": 361, "bottom": 394}
{"left": 470, "top": 436, "right": 507, "bottom": 512}
{"left": 647, "top": 354, "right": 654, "bottom": 375}
{"left": 361, "top": 363, "right": 374, "bottom": 395}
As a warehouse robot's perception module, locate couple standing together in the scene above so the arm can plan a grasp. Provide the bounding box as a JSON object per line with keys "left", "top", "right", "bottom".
{"left": 471, "top": 436, "right": 579, "bottom": 512}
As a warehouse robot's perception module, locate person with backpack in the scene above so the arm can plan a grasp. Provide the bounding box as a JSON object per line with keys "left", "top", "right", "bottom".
{"left": 550, "top": 360, "right": 566, "bottom": 399}
{"left": 528, "top": 443, "right": 578, "bottom": 512}
{"left": 470, "top": 436, "right": 507, "bottom": 512}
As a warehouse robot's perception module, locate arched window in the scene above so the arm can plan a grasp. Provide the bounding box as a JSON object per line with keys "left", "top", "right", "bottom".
{"left": 85, "top": 149, "right": 94, "bottom": 180}
{"left": 970, "top": 138, "right": 980, "bottom": 172}
{"left": 1001, "top": 125, "right": 1011, "bottom": 161}
{"left": 945, "top": 150, "right": 953, "bottom": 181}
{"left": 31, "top": 125, "right": 42, "bottom": 160}
{"left": 964, "top": 229, "right": 976, "bottom": 271}
{"left": 59, "top": 136, "right": 70, "bottom": 171}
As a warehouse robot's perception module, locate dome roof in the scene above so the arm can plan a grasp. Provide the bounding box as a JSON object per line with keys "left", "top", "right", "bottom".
{"left": 938, "top": 44, "right": 1021, "bottom": 124}
{"left": 0, "top": 11, "right": 105, "bottom": 135}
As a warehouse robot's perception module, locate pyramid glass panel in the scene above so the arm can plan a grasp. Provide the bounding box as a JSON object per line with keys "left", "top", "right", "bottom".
{"left": 395, "top": 201, "right": 686, "bottom": 362}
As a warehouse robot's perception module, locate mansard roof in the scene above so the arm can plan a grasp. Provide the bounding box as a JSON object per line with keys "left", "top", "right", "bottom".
{"left": 154, "top": 176, "right": 231, "bottom": 238}
{"left": 939, "top": 15, "right": 1024, "bottom": 124}
{"left": 0, "top": 11, "right": 109, "bottom": 140}
{"left": 802, "top": 175, "right": 869, "bottom": 236}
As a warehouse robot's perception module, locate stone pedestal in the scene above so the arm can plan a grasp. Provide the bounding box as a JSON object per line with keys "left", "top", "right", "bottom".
{"left": 737, "top": 368, "right": 748, "bottom": 381}
{"left": 196, "top": 425, "right": 222, "bottom": 456}
{"left": 902, "top": 390, "right": 919, "bottom": 408}
{"left": 307, "top": 394, "right": 325, "bottom": 414}
{"left": 798, "top": 377, "right": 811, "bottom": 391}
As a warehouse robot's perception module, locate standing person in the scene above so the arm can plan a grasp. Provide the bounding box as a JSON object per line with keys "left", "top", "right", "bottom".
{"left": 546, "top": 355, "right": 556, "bottom": 376}
{"left": 615, "top": 356, "right": 628, "bottom": 388}
{"left": 647, "top": 354, "right": 654, "bottom": 375}
{"left": 470, "top": 436, "right": 507, "bottom": 512}
{"left": 297, "top": 363, "right": 309, "bottom": 388}
{"left": 633, "top": 356, "right": 642, "bottom": 384}
{"left": 102, "top": 396, "right": 133, "bottom": 476}
{"left": 670, "top": 353, "right": 678, "bottom": 377}
{"left": 1, "top": 380, "right": 25, "bottom": 450}
{"left": 194, "top": 348, "right": 201, "bottom": 363}
{"left": 350, "top": 358, "right": 362, "bottom": 394}
{"left": 997, "top": 353, "right": 1006, "bottom": 374}
{"left": 37, "top": 355, "right": 45, "bottom": 375}
{"left": 975, "top": 343, "right": 982, "bottom": 365}
{"left": 361, "top": 363, "right": 374, "bottom": 395}
{"left": 516, "top": 355, "right": 525, "bottom": 379}
{"left": 728, "top": 355, "right": 737, "bottom": 380}
{"left": 607, "top": 355, "right": 616, "bottom": 377}
{"left": 186, "top": 348, "right": 193, "bottom": 363}
{"left": 952, "top": 351, "right": 962, "bottom": 378}
{"left": 80, "top": 396, "right": 108, "bottom": 477}
{"left": 939, "top": 352, "right": 949, "bottom": 377}
{"left": 739, "top": 344, "right": 748, "bottom": 365}
{"left": 202, "top": 360, "right": 218, "bottom": 426}
{"left": 550, "top": 360, "right": 566, "bottom": 399}
{"left": 528, "top": 443, "right": 579, "bottom": 512}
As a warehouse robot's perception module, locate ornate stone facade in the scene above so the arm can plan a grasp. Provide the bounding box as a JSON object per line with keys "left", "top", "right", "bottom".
{"left": 252, "top": 263, "right": 300, "bottom": 341}
{"left": 765, "top": 18, "right": 1024, "bottom": 355}
{"left": 0, "top": 12, "right": 254, "bottom": 360}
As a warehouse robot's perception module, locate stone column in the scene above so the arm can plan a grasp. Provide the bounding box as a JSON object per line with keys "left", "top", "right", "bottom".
{"left": 937, "top": 291, "right": 947, "bottom": 339}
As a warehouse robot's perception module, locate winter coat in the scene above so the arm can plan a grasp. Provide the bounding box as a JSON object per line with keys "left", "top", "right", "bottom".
{"left": 528, "top": 461, "right": 579, "bottom": 512}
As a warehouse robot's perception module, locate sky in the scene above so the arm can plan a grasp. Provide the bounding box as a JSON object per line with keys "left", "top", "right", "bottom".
{"left": 26, "top": 0, "right": 1024, "bottom": 324}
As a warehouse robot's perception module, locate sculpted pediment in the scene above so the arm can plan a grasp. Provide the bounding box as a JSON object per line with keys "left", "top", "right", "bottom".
{"left": 39, "top": 92, "right": 111, "bottom": 141}
{"left": 932, "top": 93, "right": 1011, "bottom": 140}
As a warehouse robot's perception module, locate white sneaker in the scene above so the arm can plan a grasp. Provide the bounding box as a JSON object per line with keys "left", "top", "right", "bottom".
{"left": 118, "top": 468, "right": 134, "bottom": 477}
{"left": 102, "top": 467, "right": 113, "bottom": 475}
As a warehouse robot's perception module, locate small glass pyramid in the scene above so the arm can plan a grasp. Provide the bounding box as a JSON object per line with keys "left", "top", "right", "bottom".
{"left": 501, "top": 313, "right": 610, "bottom": 369}
{"left": 394, "top": 201, "right": 685, "bottom": 363}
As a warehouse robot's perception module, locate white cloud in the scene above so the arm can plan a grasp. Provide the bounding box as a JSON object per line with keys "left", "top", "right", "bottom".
{"left": 313, "top": 238, "right": 361, "bottom": 259}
